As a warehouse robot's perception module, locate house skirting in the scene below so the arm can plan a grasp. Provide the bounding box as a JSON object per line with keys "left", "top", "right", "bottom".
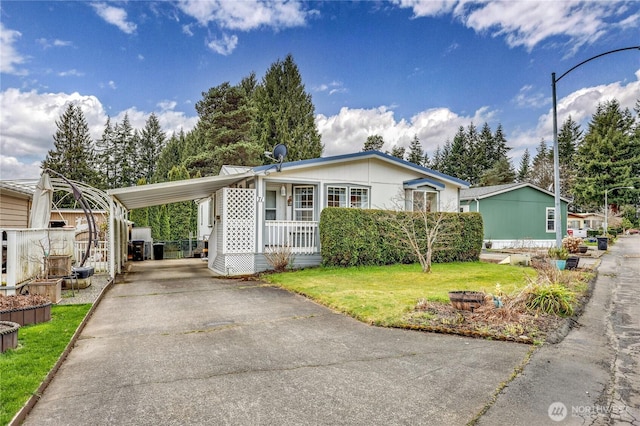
{"left": 210, "top": 253, "right": 322, "bottom": 276}
{"left": 488, "top": 239, "right": 557, "bottom": 250}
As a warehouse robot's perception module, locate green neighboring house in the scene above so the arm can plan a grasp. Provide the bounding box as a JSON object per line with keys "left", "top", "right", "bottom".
{"left": 460, "top": 183, "right": 570, "bottom": 249}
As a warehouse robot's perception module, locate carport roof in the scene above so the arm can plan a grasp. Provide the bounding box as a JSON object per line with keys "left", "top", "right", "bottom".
{"left": 107, "top": 172, "right": 254, "bottom": 210}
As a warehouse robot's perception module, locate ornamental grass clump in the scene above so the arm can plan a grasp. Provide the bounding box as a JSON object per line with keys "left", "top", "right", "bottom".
{"left": 523, "top": 283, "right": 575, "bottom": 317}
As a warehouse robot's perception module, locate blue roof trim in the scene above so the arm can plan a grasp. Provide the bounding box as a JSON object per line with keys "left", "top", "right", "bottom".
{"left": 253, "top": 150, "right": 470, "bottom": 187}
{"left": 403, "top": 177, "right": 445, "bottom": 190}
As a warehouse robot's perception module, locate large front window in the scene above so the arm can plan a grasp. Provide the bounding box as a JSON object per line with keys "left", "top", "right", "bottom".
{"left": 294, "top": 186, "right": 314, "bottom": 221}
{"left": 412, "top": 191, "right": 437, "bottom": 212}
{"left": 326, "top": 186, "right": 369, "bottom": 209}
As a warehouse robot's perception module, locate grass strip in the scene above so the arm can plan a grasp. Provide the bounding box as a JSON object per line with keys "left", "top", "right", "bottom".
{"left": 0, "top": 304, "right": 91, "bottom": 425}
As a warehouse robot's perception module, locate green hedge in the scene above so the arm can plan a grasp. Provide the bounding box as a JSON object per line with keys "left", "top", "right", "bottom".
{"left": 319, "top": 208, "right": 483, "bottom": 267}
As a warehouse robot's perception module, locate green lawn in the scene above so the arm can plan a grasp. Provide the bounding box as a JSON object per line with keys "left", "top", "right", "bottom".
{"left": 0, "top": 304, "right": 91, "bottom": 425}
{"left": 263, "top": 261, "right": 535, "bottom": 326}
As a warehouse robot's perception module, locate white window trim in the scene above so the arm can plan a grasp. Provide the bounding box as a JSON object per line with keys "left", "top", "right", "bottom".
{"left": 293, "top": 185, "right": 315, "bottom": 221}
{"left": 411, "top": 190, "right": 438, "bottom": 212}
{"left": 546, "top": 207, "right": 555, "bottom": 233}
{"left": 325, "top": 185, "right": 370, "bottom": 209}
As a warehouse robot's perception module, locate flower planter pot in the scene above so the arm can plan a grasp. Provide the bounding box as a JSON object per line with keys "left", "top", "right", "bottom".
{"left": 554, "top": 260, "right": 566, "bottom": 270}
{"left": 27, "top": 279, "right": 62, "bottom": 304}
{"left": 0, "top": 303, "right": 52, "bottom": 326}
{"left": 578, "top": 246, "right": 588, "bottom": 254}
{"left": 448, "top": 291, "right": 485, "bottom": 312}
{"left": 0, "top": 321, "right": 20, "bottom": 353}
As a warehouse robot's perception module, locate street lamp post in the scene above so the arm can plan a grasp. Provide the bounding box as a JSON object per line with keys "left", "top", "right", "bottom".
{"left": 551, "top": 46, "right": 640, "bottom": 248}
{"left": 604, "top": 186, "right": 634, "bottom": 236}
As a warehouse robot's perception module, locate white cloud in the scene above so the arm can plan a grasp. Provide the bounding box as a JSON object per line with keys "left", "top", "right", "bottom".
{"left": 58, "top": 69, "right": 85, "bottom": 77}
{"left": 316, "top": 105, "right": 496, "bottom": 157}
{"left": 0, "top": 89, "right": 198, "bottom": 180}
{"left": 91, "top": 3, "right": 137, "bottom": 34}
{"left": 207, "top": 33, "right": 238, "bottom": 55}
{"left": 177, "top": 0, "right": 310, "bottom": 30}
{"left": 36, "top": 38, "right": 73, "bottom": 49}
{"left": 313, "top": 81, "right": 347, "bottom": 95}
{"left": 0, "top": 23, "right": 28, "bottom": 75}
{"left": 535, "top": 69, "right": 640, "bottom": 143}
{"left": 395, "top": 1, "right": 626, "bottom": 54}
{"left": 513, "top": 85, "right": 547, "bottom": 109}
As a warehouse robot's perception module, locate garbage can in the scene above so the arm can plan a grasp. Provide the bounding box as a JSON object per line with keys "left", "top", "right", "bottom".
{"left": 132, "top": 240, "right": 144, "bottom": 261}
{"left": 597, "top": 237, "right": 608, "bottom": 251}
{"left": 153, "top": 243, "right": 165, "bottom": 260}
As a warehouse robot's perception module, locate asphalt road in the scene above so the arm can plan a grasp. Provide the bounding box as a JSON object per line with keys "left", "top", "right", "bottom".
{"left": 478, "top": 235, "right": 640, "bottom": 425}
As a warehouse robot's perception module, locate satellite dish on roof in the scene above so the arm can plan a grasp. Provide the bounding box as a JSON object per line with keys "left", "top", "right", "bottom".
{"left": 265, "top": 144, "right": 287, "bottom": 172}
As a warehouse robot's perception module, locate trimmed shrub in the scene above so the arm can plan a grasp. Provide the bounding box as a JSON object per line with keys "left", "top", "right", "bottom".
{"left": 319, "top": 208, "right": 483, "bottom": 267}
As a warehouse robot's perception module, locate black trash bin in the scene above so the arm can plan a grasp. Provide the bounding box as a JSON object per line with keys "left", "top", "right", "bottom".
{"left": 153, "top": 243, "right": 165, "bottom": 260}
{"left": 132, "top": 240, "right": 145, "bottom": 261}
{"left": 597, "top": 237, "right": 608, "bottom": 251}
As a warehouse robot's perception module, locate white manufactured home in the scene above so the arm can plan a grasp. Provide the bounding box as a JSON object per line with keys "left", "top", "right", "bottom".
{"left": 110, "top": 151, "right": 470, "bottom": 276}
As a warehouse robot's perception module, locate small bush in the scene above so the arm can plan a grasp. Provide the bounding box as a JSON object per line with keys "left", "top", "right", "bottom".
{"left": 264, "top": 245, "right": 294, "bottom": 272}
{"left": 524, "top": 283, "right": 574, "bottom": 316}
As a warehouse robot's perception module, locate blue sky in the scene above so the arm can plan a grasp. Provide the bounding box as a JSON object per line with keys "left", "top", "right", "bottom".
{"left": 1, "top": 0, "right": 639, "bottom": 180}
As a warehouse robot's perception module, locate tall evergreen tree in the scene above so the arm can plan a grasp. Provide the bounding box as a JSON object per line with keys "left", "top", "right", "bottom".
{"left": 557, "top": 116, "right": 582, "bottom": 198}
{"left": 407, "top": 135, "right": 424, "bottom": 166}
{"left": 154, "top": 130, "right": 184, "bottom": 182}
{"left": 186, "top": 80, "right": 261, "bottom": 176}
{"left": 573, "top": 99, "right": 638, "bottom": 210}
{"left": 254, "top": 54, "right": 323, "bottom": 161}
{"left": 112, "top": 114, "right": 137, "bottom": 187}
{"left": 529, "top": 139, "right": 554, "bottom": 190}
{"left": 517, "top": 148, "right": 532, "bottom": 183}
{"left": 43, "top": 103, "right": 99, "bottom": 188}
{"left": 390, "top": 145, "right": 405, "bottom": 160}
{"left": 363, "top": 134, "right": 385, "bottom": 151}
{"left": 139, "top": 113, "right": 166, "bottom": 183}
{"left": 167, "top": 165, "right": 194, "bottom": 240}
{"left": 95, "top": 116, "right": 116, "bottom": 189}
{"left": 478, "top": 157, "right": 516, "bottom": 186}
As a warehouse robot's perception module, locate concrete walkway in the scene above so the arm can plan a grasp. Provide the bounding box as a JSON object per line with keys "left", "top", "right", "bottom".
{"left": 478, "top": 235, "right": 640, "bottom": 425}
{"left": 23, "top": 258, "right": 531, "bottom": 425}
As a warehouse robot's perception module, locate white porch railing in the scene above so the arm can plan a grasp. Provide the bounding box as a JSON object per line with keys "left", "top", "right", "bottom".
{"left": 264, "top": 221, "right": 319, "bottom": 254}
{"left": 2, "top": 228, "right": 75, "bottom": 289}
{"left": 74, "top": 240, "right": 109, "bottom": 273}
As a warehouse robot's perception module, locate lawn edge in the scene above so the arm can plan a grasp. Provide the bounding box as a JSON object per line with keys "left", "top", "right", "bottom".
{"left": 9, "top": 277, "right": 115, "bottom": 426}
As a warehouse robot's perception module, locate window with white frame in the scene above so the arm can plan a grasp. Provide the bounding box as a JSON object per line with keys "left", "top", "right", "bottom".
{"left": 349, "top": 187, "right": 369, "bottom": 208}
{"left": 326, "top": 186, "right": 370, "bottom": 209}
{"left": 327, "top": 187, "right": 346, "bottom": 207}
{"left": 412, "top": 191, "right": 437, "bottom": 212}
{"left": 294, "top": 186, "right": 314, "bottom": 221}
{"left": 265, "top": 190, "right": 277, "bottom": 221}
{"left": 546, "top": 207, "right": 555, "bottom": 232}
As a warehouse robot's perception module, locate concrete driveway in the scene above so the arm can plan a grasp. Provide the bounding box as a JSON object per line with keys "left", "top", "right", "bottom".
{"left": 23, "top": 258, "right": 531, "bottom": 425}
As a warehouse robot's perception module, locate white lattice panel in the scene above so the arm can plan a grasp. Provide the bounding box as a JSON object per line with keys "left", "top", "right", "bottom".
{"left": 224, "top": 254, "right": 255, "bottom": 275}
{"left": 222, "top": 188, "right": 256, "bottom": 254}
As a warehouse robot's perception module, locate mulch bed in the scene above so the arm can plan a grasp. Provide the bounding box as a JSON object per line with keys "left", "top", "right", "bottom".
{"left": 0, "top": 294, "right": 51, "bottom": 310}
{"left": 403, "top": 299, "right": 565, "bottom": 344}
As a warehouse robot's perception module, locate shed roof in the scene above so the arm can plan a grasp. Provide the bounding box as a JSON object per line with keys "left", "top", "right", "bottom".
{"left": 461, "top": 182, "right": 571, "bottom": 203}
